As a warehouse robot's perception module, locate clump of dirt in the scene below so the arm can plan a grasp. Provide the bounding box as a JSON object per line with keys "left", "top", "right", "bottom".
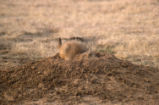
{"left": 0, "top": 52, "right": 159, "bottom": 105}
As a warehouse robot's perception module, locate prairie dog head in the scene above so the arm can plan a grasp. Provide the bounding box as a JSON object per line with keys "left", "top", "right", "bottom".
{"left": 58, "top": 38, "right": 87, "bottom": 61}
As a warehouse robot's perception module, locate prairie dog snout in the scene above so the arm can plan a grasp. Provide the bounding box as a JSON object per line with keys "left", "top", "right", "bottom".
{"left": 58, "top": 38, "right": 87, "bottom": 60}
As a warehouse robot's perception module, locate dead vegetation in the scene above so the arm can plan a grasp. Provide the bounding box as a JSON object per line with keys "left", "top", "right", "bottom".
{"left": 0, "top": 0, "right": 159, "bottom": 68}
{"left": 0, "top": 0, "right": 159, "bottom": 104}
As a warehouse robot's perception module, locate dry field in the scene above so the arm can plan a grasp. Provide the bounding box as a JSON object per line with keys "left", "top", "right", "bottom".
{"left": 0, "top": 0, "right": 159, "bottom": 105}
{"left": 0, "top": 0, "right": 159, "bottom": 68}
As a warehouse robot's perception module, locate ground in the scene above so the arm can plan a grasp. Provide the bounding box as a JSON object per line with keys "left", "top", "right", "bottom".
{"left": 1, "top": 52, "right": 159, "bottom": 105}
{"left": 0, "top": 0, "right": 159, "bottom": 105}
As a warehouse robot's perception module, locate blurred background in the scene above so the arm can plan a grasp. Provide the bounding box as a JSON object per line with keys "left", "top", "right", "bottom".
{"left": 0, "top": 0, "right": 159, "bottom": 68}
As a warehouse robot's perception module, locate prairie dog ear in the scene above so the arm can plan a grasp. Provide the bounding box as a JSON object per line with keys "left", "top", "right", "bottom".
{"left": 58, "top": 38, "right": 62, "bottom": 48}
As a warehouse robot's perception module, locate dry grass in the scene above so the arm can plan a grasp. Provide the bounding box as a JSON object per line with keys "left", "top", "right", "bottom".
{"left": 0, "top": 0, "right": 159, "bottom": 68}
{"left": 0, "top": 0, "right": 159, "bottom": 104}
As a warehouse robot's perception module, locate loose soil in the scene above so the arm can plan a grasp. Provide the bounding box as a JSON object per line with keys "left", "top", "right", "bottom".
{"left": 0, "top": 52, "right": 159, "bottom": 105}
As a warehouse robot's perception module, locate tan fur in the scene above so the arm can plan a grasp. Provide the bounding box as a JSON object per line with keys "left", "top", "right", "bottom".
{"left": 58, "top": 38, "right": 87, "bottom": 61}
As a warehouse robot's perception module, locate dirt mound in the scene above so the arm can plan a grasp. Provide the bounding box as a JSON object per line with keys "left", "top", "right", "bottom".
{"left": 0, "top": 52, "right": 159, "bottom": 105}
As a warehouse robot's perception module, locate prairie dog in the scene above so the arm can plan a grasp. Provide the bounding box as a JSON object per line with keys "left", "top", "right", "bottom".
{"left": 58, "top": 38, "right": 87, "bottom": 60}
